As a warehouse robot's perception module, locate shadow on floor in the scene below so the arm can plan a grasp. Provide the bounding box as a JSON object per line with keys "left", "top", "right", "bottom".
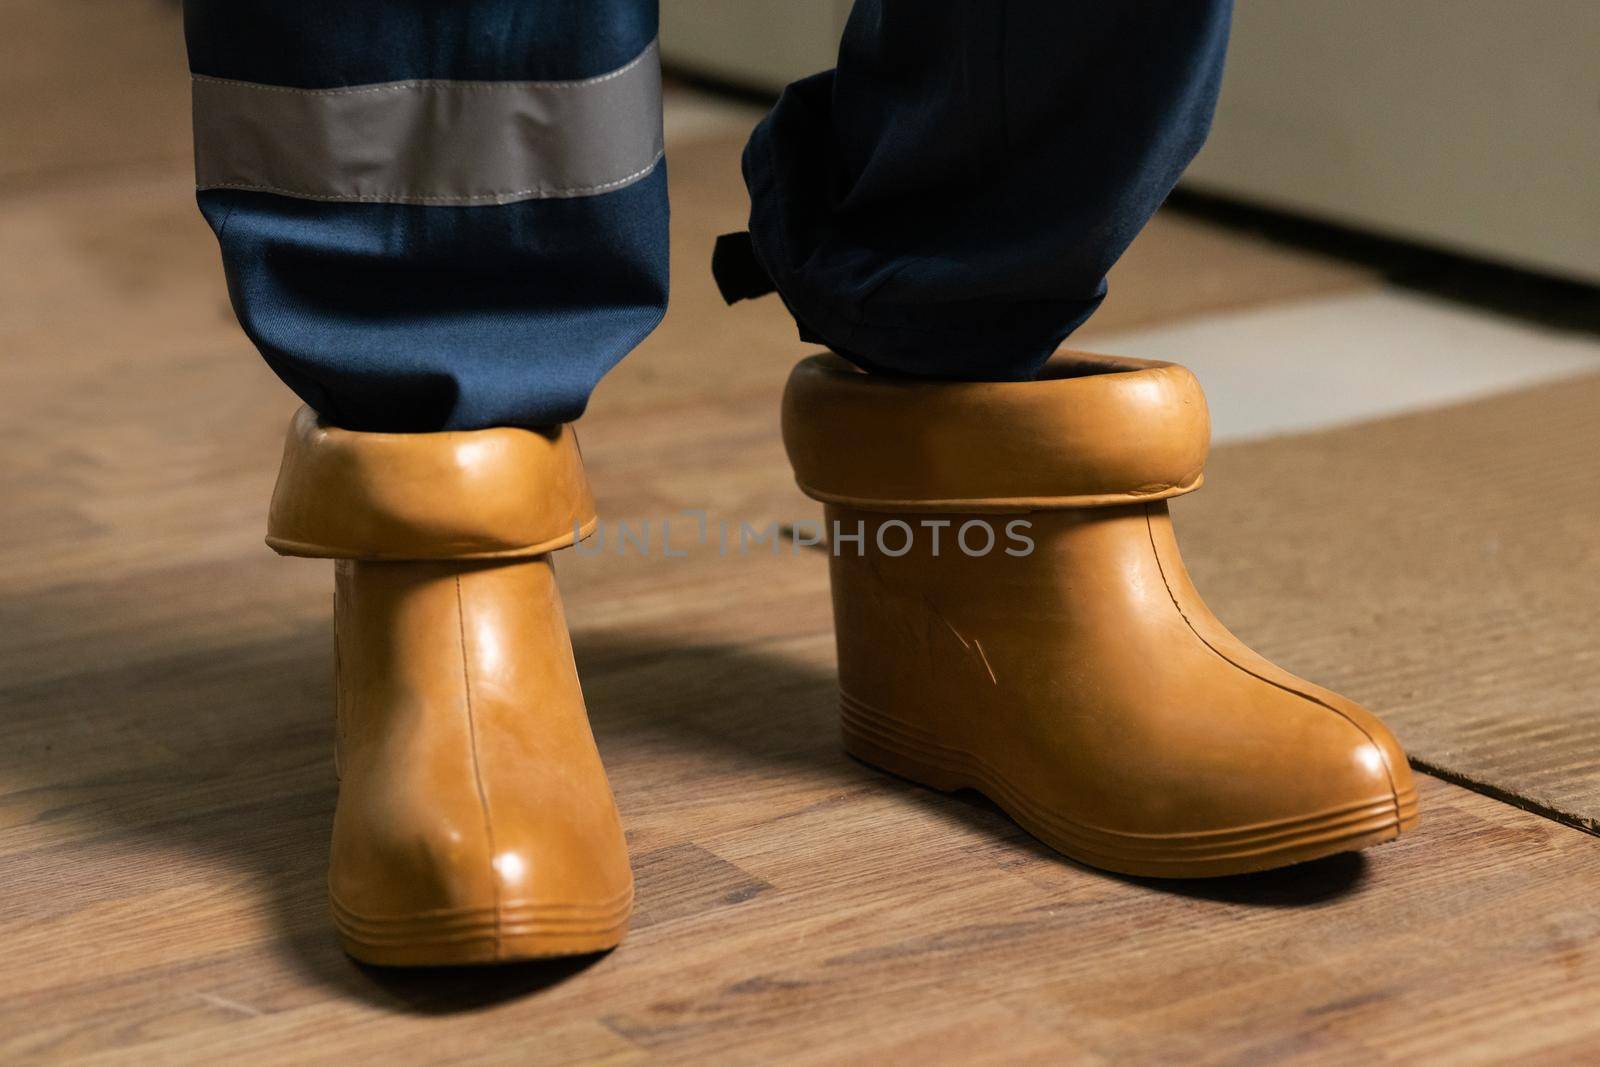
{"left": 8, "top": 605, "right": 1369, "bottom": 1015}
{"left": 350, "top": 953, "right": 612, "bottom": 1014}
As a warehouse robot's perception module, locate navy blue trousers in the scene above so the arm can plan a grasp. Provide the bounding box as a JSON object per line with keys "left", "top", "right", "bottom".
{"left": 185, "top": 1, "right": 1230, "bottom": 432}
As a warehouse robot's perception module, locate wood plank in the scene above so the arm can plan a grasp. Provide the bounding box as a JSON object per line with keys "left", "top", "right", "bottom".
{"left": 3, "top": 3, "right": 1596, "bottom": 1064}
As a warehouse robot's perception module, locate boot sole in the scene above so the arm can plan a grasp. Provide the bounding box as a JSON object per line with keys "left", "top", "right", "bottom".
{"left": 331, "top": 888, "right": 632, "bottom": 967}
{"left": 841, "top": 693, "right": 1420, "bottom": 879}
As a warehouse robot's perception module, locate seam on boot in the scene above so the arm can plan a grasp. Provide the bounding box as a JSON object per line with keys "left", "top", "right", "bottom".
{"left": 455, "top": 573, "right": 502, "bottom": 958}
{"left": 1141, "top": 504, "right": 1404, "bottom": 829}
{"left": 332, "top": 582, "right": 345, "bottom": 781}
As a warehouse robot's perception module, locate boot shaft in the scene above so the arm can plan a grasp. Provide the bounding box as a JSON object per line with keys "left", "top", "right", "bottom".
{"left": 821, "top": 501, "right": 1185, "bottom": 710}
{"left": 263, "top": 405, "right": 632, "bottom": 964}
{"left": 331, "top": 556, "right": 581, "bottom": 768}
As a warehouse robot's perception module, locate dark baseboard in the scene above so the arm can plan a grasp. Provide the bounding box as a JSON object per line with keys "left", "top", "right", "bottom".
{"left": 1166, "top": 186, "right": 1600, "bottom": 336}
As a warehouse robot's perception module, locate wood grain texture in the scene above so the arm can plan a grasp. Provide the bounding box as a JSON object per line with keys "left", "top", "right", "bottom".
{"left": 4, "top": 4, "right": 1599, "bottom": 1064}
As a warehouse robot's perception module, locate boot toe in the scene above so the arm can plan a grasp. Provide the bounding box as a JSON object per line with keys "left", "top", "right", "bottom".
{"left": 1324, "top": 695, "right": 1418, "bottom": 828}
{"left": 331, "top": 837, "right": 631, "bottom": 966}
{"left": 330, "top": 798, "right": 632, "bottom": 966}
{"left": 481, "top": 831, "right": 635, "bottom": 961}
{"left": 1049, "top": 680, "right": 1419, "bottom": 880}
{"left": 1315, "top": 696, "right": 1420, "bottom": 839}
{"left": 1138, "top": 689, "right": 1418, "bottom": 879}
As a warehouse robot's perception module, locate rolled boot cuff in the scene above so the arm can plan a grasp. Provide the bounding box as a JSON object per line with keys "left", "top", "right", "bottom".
{"left": 780, "top": 353, "right": 1211, "bottom": 512}
{"left": 266, "top": 406, "right": 597, "bottom": 560}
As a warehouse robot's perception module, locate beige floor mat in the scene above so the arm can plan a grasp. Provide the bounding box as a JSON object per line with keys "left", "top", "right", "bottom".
{"left": 1178, "top": 374, "right": 1600, "bottom": 831}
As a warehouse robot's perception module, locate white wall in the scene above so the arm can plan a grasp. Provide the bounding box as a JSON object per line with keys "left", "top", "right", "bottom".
{"left": 660, "top": 0, "right": 849, "bottom": 91}
{"left": 1187, "top": 0, "right": 1600, "bottom": 283}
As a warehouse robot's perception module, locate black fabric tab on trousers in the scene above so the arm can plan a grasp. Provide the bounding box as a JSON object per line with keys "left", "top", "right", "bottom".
{"left": 711, "top": 231, "right": 777, "bottom": 304}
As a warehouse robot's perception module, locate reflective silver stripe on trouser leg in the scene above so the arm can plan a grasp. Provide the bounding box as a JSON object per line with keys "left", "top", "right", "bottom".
{"left": 191, "top": 39, "right": 663, "bottom": 206}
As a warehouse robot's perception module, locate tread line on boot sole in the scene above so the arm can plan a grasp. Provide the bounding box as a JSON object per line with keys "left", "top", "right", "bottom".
{"left": 339, "top": 929, "right": 626, "bottom": 967}
{"left": 843, "top": 694, "right": 1419, "bottom": 845}
{"left": 330, "top": 885, "right": 634, "bottom": 930}
{"left": 840, "top": 694, "right": 1415, "bottom": 874}
{"left": 336, "top": 923, "right": 629, "bottom": 950}
{"left": 331, "top": 898, "right": 633, "bottom": 949}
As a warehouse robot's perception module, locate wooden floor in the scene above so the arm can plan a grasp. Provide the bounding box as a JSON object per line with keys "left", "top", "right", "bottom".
{"left": 4, "top": 3, "right": 1600, "bottom": 1064}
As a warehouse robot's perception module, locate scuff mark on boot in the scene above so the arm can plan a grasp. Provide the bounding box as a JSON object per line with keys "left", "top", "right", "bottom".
{"left": 925, "top": 595, "right": 999, "bottom": 686}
